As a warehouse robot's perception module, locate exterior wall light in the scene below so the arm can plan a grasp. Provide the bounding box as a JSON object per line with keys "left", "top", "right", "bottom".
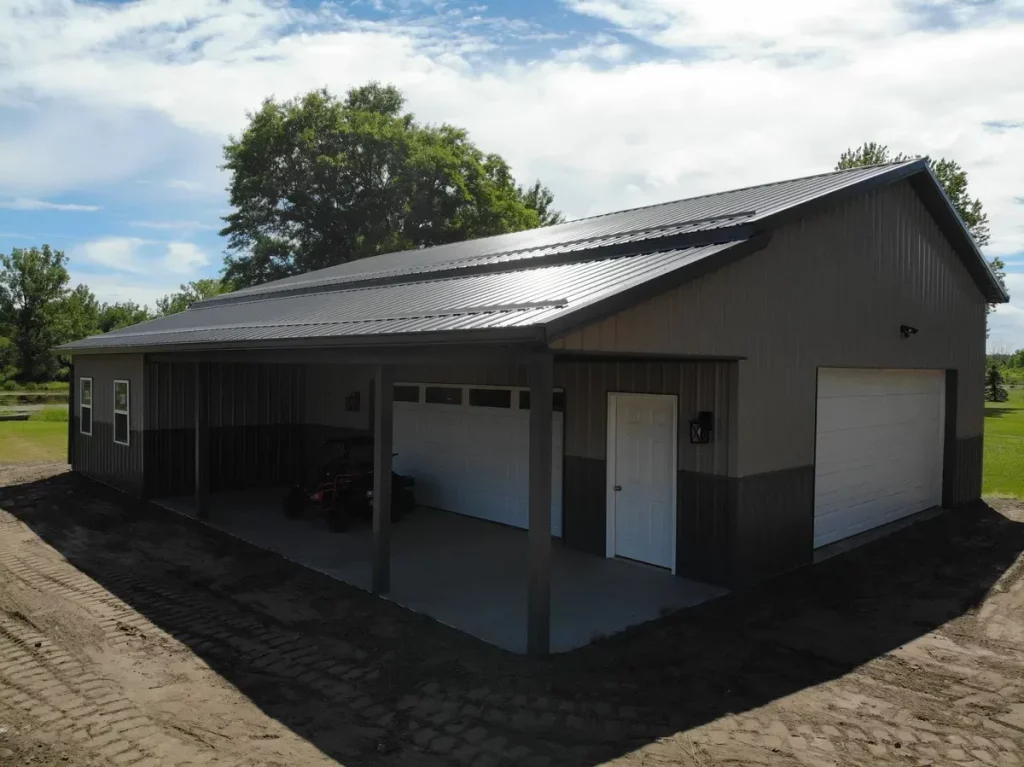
{"left": 900, "top": 325, "right": 919, "bottom": 339}
{"left": 689, "top": 411, "right": 714, "bottom": 444}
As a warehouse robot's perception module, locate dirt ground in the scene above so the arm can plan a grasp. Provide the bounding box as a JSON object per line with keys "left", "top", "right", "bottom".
{"left": 1, "top": 464, "right": 1023, "bottom": 767}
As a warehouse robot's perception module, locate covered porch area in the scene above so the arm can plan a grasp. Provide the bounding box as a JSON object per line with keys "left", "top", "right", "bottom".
{"left": 144, "top": 343, "right": 736, "bottom": 655}
{"left": 157, "top": 489, "right": 725, "bottom": 653}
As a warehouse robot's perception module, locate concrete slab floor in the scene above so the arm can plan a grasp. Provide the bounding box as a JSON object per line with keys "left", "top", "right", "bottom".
{"left": 156, "top": 490, "right": 727, "bottom": 653}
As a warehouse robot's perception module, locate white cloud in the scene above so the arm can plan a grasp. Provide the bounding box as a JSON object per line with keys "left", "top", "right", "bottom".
{"left": 166, "top": 179, "right": 204, "bottom": 192}
{"left": 67, "top": 270, "right": 171, "bottom": 309}
{"left": 0, "top": 198, "right": 100, "bottom": 211}
{"left": 129, "top": 219, "right": 215, "bottom": 231}
{"left": 73, "top": 237, "right": 208, "bottom": 279}
{"left": 1, "top": 0, "right": 1023, "bottom": 343}
{"left": 989, "top": 272, "right": 1024, "bottom": 352}
{"left": 77, "top": 237, "right": 147, "bottom": 272}
{"left": 163, "top": 241, "right": 209, "bottom": 273}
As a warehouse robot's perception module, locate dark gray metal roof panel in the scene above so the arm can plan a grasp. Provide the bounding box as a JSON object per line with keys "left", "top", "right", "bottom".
{"left": 60, "top": 241, "right": 741, "bottom": 351}
{"left": 214, "top": 162, "right": 910, "bottom": 304}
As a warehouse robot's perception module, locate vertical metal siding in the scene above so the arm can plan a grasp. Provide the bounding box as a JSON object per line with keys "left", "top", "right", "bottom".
{"left": 551, "top": 180, "right": 987, "bottom": 477}
{"left": 556, "top": 360, "right": 732, "bottom": 474}
{"left": 72, "top": 354, "right": 145, "bottom": 493}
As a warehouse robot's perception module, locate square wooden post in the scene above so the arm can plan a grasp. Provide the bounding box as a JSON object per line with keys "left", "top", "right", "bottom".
{"left": 528, "top": 353, "right": 553, "bottom": 657}
{"left": 195, "top": 362, "right": 209, "bottom": 519}
{"left": 67, "top": 362, "right": 75, "bottom": 467}
{"left": 372, "top": 364, "right": 394, "bottom": 595}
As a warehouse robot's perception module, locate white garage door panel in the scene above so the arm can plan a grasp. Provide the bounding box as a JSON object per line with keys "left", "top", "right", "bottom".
{"left": 393, "top": 388, "right": 563, "bottom": 536}
{"left": 813, "top": 369, "right": 945, "bottom": 548}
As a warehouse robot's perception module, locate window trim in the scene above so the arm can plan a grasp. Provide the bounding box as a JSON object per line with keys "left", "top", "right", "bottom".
{"left": 393, "top": 384, "right": 422, "bottom": 403}
{"left": 79, "top": 377, "right": 93, "bottom": 436}
{"left": 113, "top": 379, "right": 130, "bottom": 447}
{"left": 424, "top": 385, "right": 464, "bottom": 406}
{"left": 468, "top": 387, "right": 513, "bottom": 409}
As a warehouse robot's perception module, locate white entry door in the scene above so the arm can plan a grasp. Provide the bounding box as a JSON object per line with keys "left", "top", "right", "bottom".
{"left": 392, "top": 384, "right": 563, "bottom": 536}
{"left": 814, "top": 368, "right": 945, "bottom": 548}
{"left": 607, "top": 393, "right": 677, "bottom": 570}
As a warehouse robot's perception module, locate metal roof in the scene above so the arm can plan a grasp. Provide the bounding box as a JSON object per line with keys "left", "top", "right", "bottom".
{"left": 61, "top": 240, "right": 746, "bottom": 351}
{"left": 59, "top": 158, "right": 1007, "bottom": 354}
{"left": 212, "top": 161, "right": 911, "bottom": 305}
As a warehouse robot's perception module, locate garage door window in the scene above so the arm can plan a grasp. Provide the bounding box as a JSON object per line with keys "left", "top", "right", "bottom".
{"left": 113, "top": 380, "right": 130, "bottom": 446}
{"left": 79, "top": 377, "right": 93, "bottom": 436}
{"left": 469, "top": 388, "right": 512, "bottom": 408}
{"left": 394, "top": 384, "right": 420, "bottom": 403}
{"left": 425, "top": 386, "right": 462, "bottom": 405}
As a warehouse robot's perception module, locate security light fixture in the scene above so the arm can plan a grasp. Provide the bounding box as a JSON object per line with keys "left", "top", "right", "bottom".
{"left": 689, "top": 411, "right": 714, "bottom": 444}
{"left": 900, "top": 325, "right": 919, "bottom": 339}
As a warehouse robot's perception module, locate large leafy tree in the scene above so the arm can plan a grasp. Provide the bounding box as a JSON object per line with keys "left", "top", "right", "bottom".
{"left": 220, "top": 83, "right": 563, "bottom": 288}
{"left": 99, "top": 301, "right": 151, "bottom": 332}
{"left": 0, "top": 245, "right": 71, "bottom": 381}
{"left": 836, "top": 142, "right": 1006, "bottom": 309}
{"left": 156, "top": 278, "right": 235, "bottom": 316}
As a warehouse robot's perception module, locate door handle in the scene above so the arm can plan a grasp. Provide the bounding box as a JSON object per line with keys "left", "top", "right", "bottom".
{"left": 614, "top": 485, "right": 622, "bottom": 491}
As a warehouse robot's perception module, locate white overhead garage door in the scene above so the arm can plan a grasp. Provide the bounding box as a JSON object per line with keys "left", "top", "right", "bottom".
{"left": 813, "top": 368, "right": 945, "bottom": 548}
{"left": 392, "top": 383, "right": 563, "bottom": 536}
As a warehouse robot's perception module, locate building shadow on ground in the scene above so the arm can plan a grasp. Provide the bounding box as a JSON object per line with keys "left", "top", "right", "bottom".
{"left": 3, "top": 470, "right": 1022, "bottom": 766}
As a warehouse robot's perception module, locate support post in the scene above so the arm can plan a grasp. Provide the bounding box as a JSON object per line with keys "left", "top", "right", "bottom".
{"left": 372, "top": 364, "right": 394, "bottom": 595}
{"left": 195, "top": 362, "right": 209, "bottom": 519}
{"left": 67, "top": 363, "right": 75, "bottom": 468}
{"left": 528, "top": 353, "right": 553, "bottom": 657}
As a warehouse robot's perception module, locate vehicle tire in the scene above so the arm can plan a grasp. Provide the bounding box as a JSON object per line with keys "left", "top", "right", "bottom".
{"left": 283, "top": 486, "right": 306, "bottom": 519}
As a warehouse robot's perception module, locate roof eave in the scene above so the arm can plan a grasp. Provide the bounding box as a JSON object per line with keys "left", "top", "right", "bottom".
{"left": 56, "top": 324, "right": 547, "bottom": 356}
{"left": 907, "top": 169, "right": 1009, "bottom": 304}
{"left": 752, "top": 158, "right": 1006, "bottom": 304}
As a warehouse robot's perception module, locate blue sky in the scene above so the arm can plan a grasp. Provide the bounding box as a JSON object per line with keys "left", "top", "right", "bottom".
{"left": 1, "top": 0, "right": 1022, "bottom": 349}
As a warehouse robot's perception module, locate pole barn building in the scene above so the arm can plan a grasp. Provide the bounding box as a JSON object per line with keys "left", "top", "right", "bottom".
{"left": 59, "top": 159, "right": 1007, "bottom": 655}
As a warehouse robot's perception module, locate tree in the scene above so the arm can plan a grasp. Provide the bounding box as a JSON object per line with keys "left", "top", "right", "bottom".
{"left": 156, "top": 279, "right": 235, "bottom": 316}
{"left": 0, "top": 245, "right": 71, "bottom": 382}
{"left": 58, "top": 284, "right": 101, "bottom": 343}
{"left": 518, "top": 180, "right": 564, "bottom": 227}
{"left": 986, "top": 364, "right": 1009, "bottom": 402}
{"left": 836, "top": 143, "right": 1007, "bottom": 309}
{"left": 220, "top": 82, "right": 562, "bottom": 288}
{"left": 99, "top": 301, "right": 151, "bottom": 332}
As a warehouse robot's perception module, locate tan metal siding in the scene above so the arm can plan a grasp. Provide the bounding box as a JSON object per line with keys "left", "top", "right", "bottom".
{"left": 551, "top": 180, "right": 987, "bottom": 477}
{"left": 74, "top": 354, "right": 144, "bottom": 430}
{"left": 556, "top": 360, "right": 732, "bottom": 474}
{"left": 72, "top": 354, "right": 145, "bottom": 493}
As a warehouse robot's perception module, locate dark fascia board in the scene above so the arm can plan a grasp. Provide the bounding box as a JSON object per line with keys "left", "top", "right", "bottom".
{"left": 554, "top": 350, "right": 746, "bottom": 363}
{"left": 755, "top": 158, "right": 1007, "bottom": 304}
{"left": 62, "top": 325, "right": 545, "bottom": 357}
{"left": 908, "top": 169, "right": 1008, "bottom": 303}
{"left": 543, "top": 234, "right": 772, "bottom": 343}
{"left": 145, "top": 342, "right": 545, "bottom": 367}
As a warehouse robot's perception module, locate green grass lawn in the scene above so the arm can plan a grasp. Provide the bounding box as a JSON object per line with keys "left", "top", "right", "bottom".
{"left": 0, "top": 420, "right": 67, "bottom": 464}
{"left": 983, "top": 386, "right": 1024, "bottom": 499}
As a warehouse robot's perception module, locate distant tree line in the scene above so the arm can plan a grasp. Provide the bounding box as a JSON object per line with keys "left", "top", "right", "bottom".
{"left": 987, "top": 351, "right": 1024, "bottom": 398}
{"left": 0, "top": 244, "right": 233, "bottom": 383}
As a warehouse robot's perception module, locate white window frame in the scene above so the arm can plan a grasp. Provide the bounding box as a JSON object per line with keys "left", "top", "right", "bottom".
{"left": 79, "top": 377, "right": 93, "bottom": 436}
{"left": 113, "top": 379, "right": 130, "bottom": 447}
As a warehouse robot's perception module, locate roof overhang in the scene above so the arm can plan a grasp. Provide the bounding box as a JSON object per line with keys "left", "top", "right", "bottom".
{"left": 754, "top": 158, "right": 1007, "bottom": 304}
{"left": 57, "top": 159, "right": 1007, "bottom": 357}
